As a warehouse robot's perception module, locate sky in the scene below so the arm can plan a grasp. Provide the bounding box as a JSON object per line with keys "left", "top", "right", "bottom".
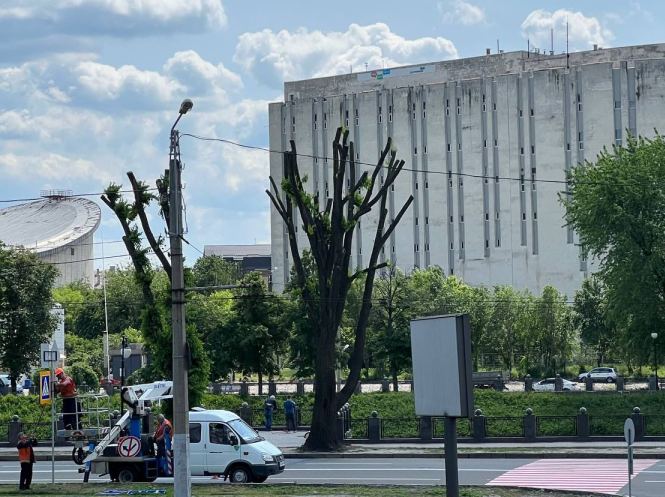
{"left": 0, "top": 0, "right": 661, "bottom": 271}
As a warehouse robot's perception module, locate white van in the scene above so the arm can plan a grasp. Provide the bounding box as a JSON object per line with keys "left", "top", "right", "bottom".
{"left": 189, "top": 409, "right": 285, "bottom": 483}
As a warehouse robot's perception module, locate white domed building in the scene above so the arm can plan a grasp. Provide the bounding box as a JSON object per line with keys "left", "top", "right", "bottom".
{"left": 0, "top": 191, "right": 101, "bottom": 287}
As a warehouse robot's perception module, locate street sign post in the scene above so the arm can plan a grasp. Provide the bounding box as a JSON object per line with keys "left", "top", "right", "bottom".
{"left": 624, "top": 418, "right": 635, "bottom": 497}
{"left": 40, "top": 343, "right": 59, "bottom": 485}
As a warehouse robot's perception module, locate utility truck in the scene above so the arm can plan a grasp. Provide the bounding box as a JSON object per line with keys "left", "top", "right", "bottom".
{"left": 62, "top": 381, "right": 285, "bottom": 483}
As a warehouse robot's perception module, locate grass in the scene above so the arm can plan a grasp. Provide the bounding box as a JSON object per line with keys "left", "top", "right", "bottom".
{"left": 0, "top": 484, "right": 604, "bottom": 497}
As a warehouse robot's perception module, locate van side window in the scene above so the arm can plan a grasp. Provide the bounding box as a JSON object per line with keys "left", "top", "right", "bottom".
{"left": 209, "top": 423, "right": 232, "bottom": 445}
{"left": 189, "top": 423, "right": 201, "bottom": 443}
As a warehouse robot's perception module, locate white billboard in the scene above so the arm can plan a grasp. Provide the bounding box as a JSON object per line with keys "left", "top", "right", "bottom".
{"left": 410, "top": 314, "right": 474, "bottom": 418}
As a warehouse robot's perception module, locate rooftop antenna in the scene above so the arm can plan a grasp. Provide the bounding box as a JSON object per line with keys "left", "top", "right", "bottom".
{"left": 365, "top": 62, "right": 368, "bottom": 71}
{"left": 497, "top": 39, "right": 500, "bottom": 53}
{"left": 550, "top": 28, "right": 554, "bottom": 55}
{"left": 527, "top": 38, "right": 530, "bottom": 58}
{"left": 566, "top": 18, "right": 570, "bottom": 68}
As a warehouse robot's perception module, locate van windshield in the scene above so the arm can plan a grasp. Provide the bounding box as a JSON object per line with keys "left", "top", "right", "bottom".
{"left": 228, "top": 418, "right": 261, "bottom": 443}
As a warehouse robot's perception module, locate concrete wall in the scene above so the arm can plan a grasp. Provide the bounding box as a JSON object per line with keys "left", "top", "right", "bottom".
{"left": 39, "top": 231, "right": 95, "bottom": 287}
{"left": 269, "top": 44, "right": 665, "bottom": 296}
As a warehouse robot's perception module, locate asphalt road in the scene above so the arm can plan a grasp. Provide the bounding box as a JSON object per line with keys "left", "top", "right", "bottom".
{"left": 1, "top": 458, "right": 663, "bottom": 496}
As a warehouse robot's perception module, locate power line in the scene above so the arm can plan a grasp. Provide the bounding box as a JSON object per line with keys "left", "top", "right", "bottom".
{"left": 180, "top": 132, "right": 651, "bottom": 188}
{"left": 0, "top": 188, "right": 158, "bottom": 204}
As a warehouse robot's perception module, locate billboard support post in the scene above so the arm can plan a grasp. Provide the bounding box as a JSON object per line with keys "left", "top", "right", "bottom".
{"left": 410, "top": 314, "right": 473, "bottom": 497}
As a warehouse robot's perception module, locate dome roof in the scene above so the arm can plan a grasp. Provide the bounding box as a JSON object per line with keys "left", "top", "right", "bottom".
{"left": 0, "top": 196, "right": 101, "bottom": 253}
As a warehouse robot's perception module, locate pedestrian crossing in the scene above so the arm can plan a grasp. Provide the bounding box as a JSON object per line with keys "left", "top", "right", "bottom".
{"left": 488, "top": 458, "right": 658, "bottom": 494}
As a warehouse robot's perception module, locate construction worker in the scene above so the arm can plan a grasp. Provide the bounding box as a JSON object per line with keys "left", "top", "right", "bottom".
{"left": 153, "top": 414, "right": 172, "bottom": 458}
{"left": 17, "top": 432, "right": 37, "bottom": 491}
{"left": 54, "top": 368, "right": 79, "bottom": 430}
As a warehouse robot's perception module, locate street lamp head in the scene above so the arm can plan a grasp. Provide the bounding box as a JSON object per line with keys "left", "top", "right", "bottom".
{"left": 652, "top": 332, "right": 659, "bottom": 340}
{"left": 179, "top": 98, "right": 193, "bottom": 115}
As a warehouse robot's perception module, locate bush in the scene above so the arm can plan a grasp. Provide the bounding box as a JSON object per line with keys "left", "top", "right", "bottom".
{"left": 68, "top": 364, "right": 99, "bottom": 392}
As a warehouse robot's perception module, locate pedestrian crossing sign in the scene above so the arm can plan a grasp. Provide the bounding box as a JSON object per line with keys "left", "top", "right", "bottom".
{"left": 40, "top": 370, "right": 51, "bottom": 405}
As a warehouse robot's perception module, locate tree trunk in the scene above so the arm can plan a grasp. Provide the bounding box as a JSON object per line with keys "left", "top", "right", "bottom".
{"left": 304, "top": 322, "right": 340, "bottom": 451}
{"left": 258, "top": 371, "right": 263, "bottom": 396}
{"left": 391, "top": 366, "right": 399, "bottom": 392}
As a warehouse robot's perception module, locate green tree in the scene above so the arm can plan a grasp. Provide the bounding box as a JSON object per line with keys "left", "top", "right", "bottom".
{"left": 192, "top": 255, "right": 240, "bottom": 287}
{"left": 367, "top": 266, "right": 412, "bottom": 390}
{"left": 533, "top": 286, "right": 573, "bottom": 375}
{"left": 0, "top": 244, "right": 58, "bottom": 392}
{"left": 490, "top": 286, "right": 530, "bottom": 375}
{"left": 573, "top": 277, "right": 615, "bottom": 367}
{"left": 228, "top": 272, "right": 287, "bottom": 394}
{"left": 267, "top": 128, "right": 413, "bottom": 450}
{"left": 562, "top": 134, "right": 665, "bottom": 367}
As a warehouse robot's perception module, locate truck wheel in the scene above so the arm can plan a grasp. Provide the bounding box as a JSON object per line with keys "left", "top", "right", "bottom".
{"left": 229, "top": 465, "right": 252, "bottom": 483}
{"left": 117, "top": 466, "right": 138, "bottom": 483}
{"left": 71, "top": 447, "right": 86, "bottom": 465}
{"left": 253, "top": 475, "right": 268, "bottom": 483}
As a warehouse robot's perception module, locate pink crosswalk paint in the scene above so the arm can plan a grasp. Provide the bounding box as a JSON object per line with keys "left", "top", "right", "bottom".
{"left": 488, "top": 459, "right": 659, "bottom": 494}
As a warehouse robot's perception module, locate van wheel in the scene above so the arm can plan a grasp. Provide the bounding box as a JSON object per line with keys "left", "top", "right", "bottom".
{"left": 229, "top": 465, "right": 252, "bottom": 483}
{"left": 117, "top": 466, "right": 138, "bottom": 483}
{"left": 253, "top": 475, "right": 268, "bottom": 483}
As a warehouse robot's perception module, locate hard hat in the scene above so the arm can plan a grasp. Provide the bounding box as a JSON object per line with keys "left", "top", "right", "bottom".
{"left": 55, "top": 368, "right": 64, "bottom": 376}
{"left": 270, "top": 395, "right": 276, "bottom": 400}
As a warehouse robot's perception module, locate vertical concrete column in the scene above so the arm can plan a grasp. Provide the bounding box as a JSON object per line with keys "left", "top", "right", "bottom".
{"left": 524, "top": 408, "right": 536, "bottom": 441}
{"left": 585, "top": 376, "right": 593, "bottom": 391}
{"left": 631, "top": 407, "right": 644, "bottom": 441}
{"left": 616, "top": 376, "right": 624, "bottom": 391}
{"left": 239, "top": 402, "right": 253, "bottom": 426}
{"left": 576, "top": 407, "right": 590, "bottom": 438}
{"left": 8, "top": 416, "right": 22, "bottom": 446}
{"left": 554, "top": 374, "right": 563, "bottom": 392}
{"left": 524, "top": 375, "right": 533, "bottom": 392}
{"left": 472, "top": 409, "right": 486, "bottom": 441}
{"left": 419, "top": 416, "right": 433, "bottom": 441}
{"left": 648, "top": 375, "right": 658, "bottom": 391}
{"left": 368, "top": 411, "right": 381, "bottom": 442}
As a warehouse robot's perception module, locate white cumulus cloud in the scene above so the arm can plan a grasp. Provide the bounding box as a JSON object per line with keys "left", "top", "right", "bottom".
{"left": 439, "top": 0, "right": 486, "bottom": 26}
{"left": 234, "top": 23, "right": 458, "bottom": 88}
{"left": 0, "top": 0, "right": 227, "bottom": 61}
{"left": 521, "top": 9, "right": 613, "bottom": 50}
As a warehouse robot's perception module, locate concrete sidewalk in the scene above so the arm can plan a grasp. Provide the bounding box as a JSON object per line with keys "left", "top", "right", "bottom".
{"left": 2, "top": 431, "right": 662, "bottom": 461}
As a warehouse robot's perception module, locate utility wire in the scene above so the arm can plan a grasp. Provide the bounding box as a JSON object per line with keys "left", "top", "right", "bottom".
{"left": 0, "top": 188, "right": 158, "bottom": 204}
{"left": 180, "top": 132, "right": 654, "bottom": 188}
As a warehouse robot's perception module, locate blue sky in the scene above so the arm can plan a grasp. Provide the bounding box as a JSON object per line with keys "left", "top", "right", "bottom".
{"left": 0, "top": 0, "right": 661, "bottom": 270}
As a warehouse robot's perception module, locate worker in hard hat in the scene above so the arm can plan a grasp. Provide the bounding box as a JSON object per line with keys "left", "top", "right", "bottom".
{"left": 54, "top": 368, "right": 79, "bottom": 430}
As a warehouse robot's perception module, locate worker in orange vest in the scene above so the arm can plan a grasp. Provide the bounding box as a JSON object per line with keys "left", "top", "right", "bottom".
{"left": 17, "top": 432, "right": 37, "bottom": 491}
{"left": 54, "top": 368, "right": 79, "bottom": 429}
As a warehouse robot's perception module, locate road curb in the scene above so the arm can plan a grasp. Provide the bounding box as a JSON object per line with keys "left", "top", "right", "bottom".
{"left": 1, "top": 450, "right": 660, "bottom": 462}
{"left": 284, "top": 451, "right": 665, "bottom": 459}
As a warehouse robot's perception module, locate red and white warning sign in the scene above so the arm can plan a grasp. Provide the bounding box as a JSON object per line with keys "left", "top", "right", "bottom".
{"left": 117, "top": 436, "right": 142, "bottom": 458}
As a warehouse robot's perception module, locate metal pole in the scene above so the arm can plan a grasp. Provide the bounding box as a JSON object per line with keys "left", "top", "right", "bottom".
{"left": 120, "top": 335, "right": 126, "bottom": 414}
{"left": 170, "top": 127, "right": 191, "bottom": 496}
{"left": 101, "top": 233, "right": 110, "bottom": 380}
{"left": 443, "top": 416, "right": 459, "bottom": 497}
{"left": 50, "top": 360, "right": 55, "bottom": 484}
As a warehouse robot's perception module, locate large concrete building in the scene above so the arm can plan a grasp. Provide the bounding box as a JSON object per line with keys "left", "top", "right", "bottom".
{"left": 269, "top": 43, "right": 665, "bottom": 297}
{"left": 0, "top": 192, "right": 101, "bottom": 286}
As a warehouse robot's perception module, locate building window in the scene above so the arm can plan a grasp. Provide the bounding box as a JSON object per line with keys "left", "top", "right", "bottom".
{"left": 531, "top": 145, "right": 535, "bottom": 154}
{"left": 446, "top": 108, "right": 450, "bottom": 116}
{"left": 496, "top": 239, "right": 501, "bottom": 247}
{"left": 447, "top": 143, "right": 451, "bottom": 152}
{"left": 519, "top": 109, "right": 523, "bottom": 117}
{"left": 493, "top": 103, "right": 497, "bottom": 111}
{"left": 496, "top": 211, "right": 500, "bottom": 219}
{"left": 457, "top": 107, "right": 461, "bottom": 115}
{"left": 522, "top": 212, "right": 526, "bottom": 220}
{"left": 520, "top": 147, "right": 524, "bottom": 155}
{"left": 415, "top": 217, "right": 419, "bottom": 226}
{"left": 482, "top": 104, "right": 486, "bottom": 112}
{"left": 533, "top": 212, "right": 538, "bottom": 220}
{"left": 70, "top": 247, "right": 75, "bottom": 256}
{"left": 425, "top": 181, "right": 429, "bottom": 188}
{"left": 567, "top": 143, "right": 571, "bottom": 151}
{"left": 485, "top": 213, "right": 489, "bottom": 221}
{"left": 521, "top": 184, "right": 525, "bottom": 192}
{"left": 450, "top": 242, "right": 454, "bottom": 250}
{"left": 461, "top": 242, "right": 465, "bottom": 249}
{"left": 425, "top": 217, "right": 429, "bottom": 224}
{"left": 494, "top": 139, "right": 498, "bottom": 147}
{"left": 414, "top": 146, "right": 418, "bottom": 155}
{"left": 530, "top": 108, "right": 534, "bottom": 116}
{"left": 485, "top": 240, "right": 489, "bottom": 248}
{"left": 579, "top": 142, "right": 584, "bottom": 150}
{"left": 460, "top": 215, "right": 464, "bottom": 222}
{"left": 450, "top": 216, "right": 453, "bottom": 223}
{"left": 424, "top": 145, "right": 428, "bottom": 154}
{"left": 458, "top": 143, "right": 462, "bottom": 150}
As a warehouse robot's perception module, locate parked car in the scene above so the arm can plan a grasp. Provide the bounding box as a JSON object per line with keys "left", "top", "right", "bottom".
{"left": 533, "top": 378, "right": 578, "bottom": 392}
{"left": 577, "top": 367, "right": 618, "bottom": 383}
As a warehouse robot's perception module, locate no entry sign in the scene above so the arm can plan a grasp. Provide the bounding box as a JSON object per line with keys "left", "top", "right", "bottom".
{"left": 117, "top": 436, "right": 142, "bottom": 458}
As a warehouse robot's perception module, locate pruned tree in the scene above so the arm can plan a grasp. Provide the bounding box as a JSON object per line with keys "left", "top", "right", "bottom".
{"left": 267, "top": 127, "right": 413, "bottom": 450}
{"left": 101, "top": 173, "right": 210, "bottom": 407}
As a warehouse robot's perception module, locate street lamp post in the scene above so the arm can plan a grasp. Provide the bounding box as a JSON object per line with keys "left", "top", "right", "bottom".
{"left": 170, "top": 98, "right": 193, "bottom": 497}
{"left": 120, "top": 335, "right": 131, "bottom": 412}
{"left": 651, "top": 332, "right": 659, "bottom": 390}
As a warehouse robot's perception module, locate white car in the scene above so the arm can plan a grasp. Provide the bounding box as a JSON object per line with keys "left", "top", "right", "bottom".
{"left": 533, "top": 378, "right": 578, "bottom": 392}
{"left": 577, "top": 367, "right": 618, "bottom": 383}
